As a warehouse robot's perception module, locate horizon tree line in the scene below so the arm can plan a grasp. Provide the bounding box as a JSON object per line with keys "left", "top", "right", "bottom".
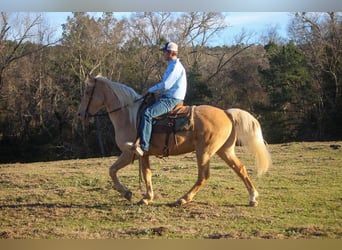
{"left": 0, "top": 12, "right": 341, "bottom": 162}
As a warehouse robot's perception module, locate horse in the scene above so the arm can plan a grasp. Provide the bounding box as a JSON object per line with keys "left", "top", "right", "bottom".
{"left": 77, "top": 75, "right": 271, "bottom": 207}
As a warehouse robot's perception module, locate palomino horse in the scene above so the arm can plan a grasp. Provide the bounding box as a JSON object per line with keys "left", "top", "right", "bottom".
{"left": 78, "top": 75, "right": 271, "bottom": 206}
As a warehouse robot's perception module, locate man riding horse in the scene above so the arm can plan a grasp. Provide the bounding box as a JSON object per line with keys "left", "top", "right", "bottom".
{"left": 125, "top": 42, "right": 187, "bottom": 157}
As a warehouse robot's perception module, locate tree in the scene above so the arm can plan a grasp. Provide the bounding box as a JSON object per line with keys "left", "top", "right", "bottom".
{"left": 61, "top": 12, "right": 129, "bottom": 157}
{"left": 289, "top": 12, "right": 342, "bottom": 139}
{"left": 123, "top": 12, "right": 174, "bottom": 92}
{"left": 258, "top": 41, "right": 314, "bottom": 142}
{"left": 186, "top": 62, "right": 212, "bottom": 105}
{"left": 0, "top": 13, "right": 55, "bottom": 90}
{"left": 2, "top": 12, "right": 342, "bottom": 163}
{"left": 225, "top": 45, "right": 269, "bottom": 110}
{"left": 0, "top": 13, "right": 64, "bottom": 162}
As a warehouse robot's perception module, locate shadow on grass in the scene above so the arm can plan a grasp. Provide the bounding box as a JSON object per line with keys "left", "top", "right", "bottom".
{"left": 0, "top": 200, "right": 251, "bottom": 210}
{"left": 0, "top": 202, "right": 116, "bottom": 210}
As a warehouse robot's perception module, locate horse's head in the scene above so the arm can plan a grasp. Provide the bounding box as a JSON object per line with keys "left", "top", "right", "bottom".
{"left": 77, "top": 74, "right": 104, "bottom": 123}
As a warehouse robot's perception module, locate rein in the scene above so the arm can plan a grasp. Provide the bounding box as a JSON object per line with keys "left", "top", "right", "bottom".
{"left": 87, "top": 103, "right": 132, "bottom": 117}
{"left": 85, "top": 78, "right": 144, "bottom": 118}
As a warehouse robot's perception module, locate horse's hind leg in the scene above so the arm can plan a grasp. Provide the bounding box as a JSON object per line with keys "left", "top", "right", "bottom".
{"left": 176, "top": 151, "right": 211, "bottom": 206}
{"left": 217, "top": 148, "right": 259, "bottom": 207}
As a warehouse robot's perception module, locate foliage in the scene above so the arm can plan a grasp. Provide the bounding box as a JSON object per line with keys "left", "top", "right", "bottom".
{"left": 0, "top": 12, "right": 341, "bottom": 162}
{"left": 185, "top": 62, "right": 212, "bottom": 105}
{"left": 258, "top": 41, "right": 315, "bottom": 142}
{"left": 289, "top": 12, "right": 342, "bottom": 139}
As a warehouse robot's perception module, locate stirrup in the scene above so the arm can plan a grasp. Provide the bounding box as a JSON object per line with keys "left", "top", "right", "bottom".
{"left": 125, "top": 142, "right": 144, "bottom": 157}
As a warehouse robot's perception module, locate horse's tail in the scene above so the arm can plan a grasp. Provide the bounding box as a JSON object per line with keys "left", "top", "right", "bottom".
{"left": 226, "top": 108, "right": 271, "bottom": 176}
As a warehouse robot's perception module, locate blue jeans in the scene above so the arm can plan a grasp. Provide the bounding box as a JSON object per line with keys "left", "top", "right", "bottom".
{"left": 139, "top": 96, "right": 182, "bottom": 151}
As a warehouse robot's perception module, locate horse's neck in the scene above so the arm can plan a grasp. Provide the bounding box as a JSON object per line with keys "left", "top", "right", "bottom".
{"left": 103, "top": 87, "right": 139, "bottom": 141}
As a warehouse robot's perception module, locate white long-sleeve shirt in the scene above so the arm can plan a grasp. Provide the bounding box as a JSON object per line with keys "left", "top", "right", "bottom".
{"left": 148, "top": 58, "right": 187, "bottom": 100}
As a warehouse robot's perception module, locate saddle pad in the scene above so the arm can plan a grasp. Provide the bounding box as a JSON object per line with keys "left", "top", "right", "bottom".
{"left": 152, "top": 105, "right": 195, "bottom": 134}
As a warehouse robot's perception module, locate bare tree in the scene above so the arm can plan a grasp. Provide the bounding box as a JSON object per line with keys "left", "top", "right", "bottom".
{"left": 124, "top": 12, "right": 231, "bottom": 89}
{"left": 123, "top": 12, "right": 174, "bottom": 91}
{"left": 0, "top": 12, "right": 58, "bottom": 90}
{"left": 174, "top": 12, "right": 227, "bottom": 66}
{"left": 289, "top": 12, "right": 342, "bottom": 137}
{"left": 259, "top": 24, "right": 287, "bottom": 45}
{"left": 62, "top": 13, "right": 127, "bottom": 93}
{"left": 289, "top": 12, "right": 342, "bottom": 100}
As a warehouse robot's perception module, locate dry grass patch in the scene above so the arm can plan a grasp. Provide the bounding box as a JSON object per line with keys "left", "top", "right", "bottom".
{"left": 0, "top": 142, "right": 341, "bottom": 238}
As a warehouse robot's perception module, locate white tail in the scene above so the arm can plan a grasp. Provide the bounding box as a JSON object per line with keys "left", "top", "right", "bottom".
{"left": 227, "top": 108, "right": 272, "bottom": 176}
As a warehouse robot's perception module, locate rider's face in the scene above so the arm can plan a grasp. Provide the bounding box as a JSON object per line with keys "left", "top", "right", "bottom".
{"left": 163, "top": 50, "right": 172, "bottom": 61}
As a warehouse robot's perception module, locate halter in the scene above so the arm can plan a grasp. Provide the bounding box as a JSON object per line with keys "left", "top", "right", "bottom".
{"left": 84, "top": 78, "right": 144, "bottom": 118}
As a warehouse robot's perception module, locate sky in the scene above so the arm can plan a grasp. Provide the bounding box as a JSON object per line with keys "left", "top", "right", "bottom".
{"left": 44, "top": 12, "right": 292, "bottom": 46}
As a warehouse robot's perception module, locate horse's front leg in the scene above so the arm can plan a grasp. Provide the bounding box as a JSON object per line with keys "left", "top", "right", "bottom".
{"left": 137, "top": 156, "right": 154, "bottom": 205}
{"left": 109, "top": 152, "right": 134, "bottom": 201}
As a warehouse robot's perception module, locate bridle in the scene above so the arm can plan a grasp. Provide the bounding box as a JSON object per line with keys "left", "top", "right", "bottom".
{"left": 84, "top": 78, "right": 144, "bottom": 118}
{"left": 84, "top": 79, "right": 97, "bottom": 117}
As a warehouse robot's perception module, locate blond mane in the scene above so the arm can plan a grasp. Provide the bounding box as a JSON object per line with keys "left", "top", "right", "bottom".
{"left": 95, "top": 76, "right": 142, "bottom": 127}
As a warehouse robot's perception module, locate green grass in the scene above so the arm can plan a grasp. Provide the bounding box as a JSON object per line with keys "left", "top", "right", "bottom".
{"left": 0, "top": 142, "right": 341, "bottom": 239}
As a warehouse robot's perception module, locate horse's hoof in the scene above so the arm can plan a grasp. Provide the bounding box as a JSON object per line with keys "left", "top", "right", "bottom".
{"left": 249, "top": 200, "right": 258, "bottom": 207}
{"left": 124, "top": 191, "right": 133, "bottom": 201}
{"left": 137, "top": 199, "right": 149, "bottom": 205}
{"left": 176, "top": 198, "right": 187, "bottom": 206}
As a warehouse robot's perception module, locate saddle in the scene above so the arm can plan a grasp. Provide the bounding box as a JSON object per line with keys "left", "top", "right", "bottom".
{"left": 152, "top": 102, "right": 194, "bottom": 133}
{"left": 137, "top": 93, "right": 195, "bottom": 156}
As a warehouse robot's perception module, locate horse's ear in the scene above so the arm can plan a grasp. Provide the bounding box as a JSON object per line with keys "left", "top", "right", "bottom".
{"left": 86, "top": 73, "right": 93, "bottom": 81}
{"left": 85, "top": 73, "right": 95, "bottom": 86}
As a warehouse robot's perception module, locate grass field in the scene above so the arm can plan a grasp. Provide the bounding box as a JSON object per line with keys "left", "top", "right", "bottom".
{"left": 0, "top": 141, "right": 341, "bottom": 239}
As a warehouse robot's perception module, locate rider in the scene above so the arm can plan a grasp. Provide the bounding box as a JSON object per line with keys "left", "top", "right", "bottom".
{"left": 125, "top": 42, "right": 187, "bottom": 156}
